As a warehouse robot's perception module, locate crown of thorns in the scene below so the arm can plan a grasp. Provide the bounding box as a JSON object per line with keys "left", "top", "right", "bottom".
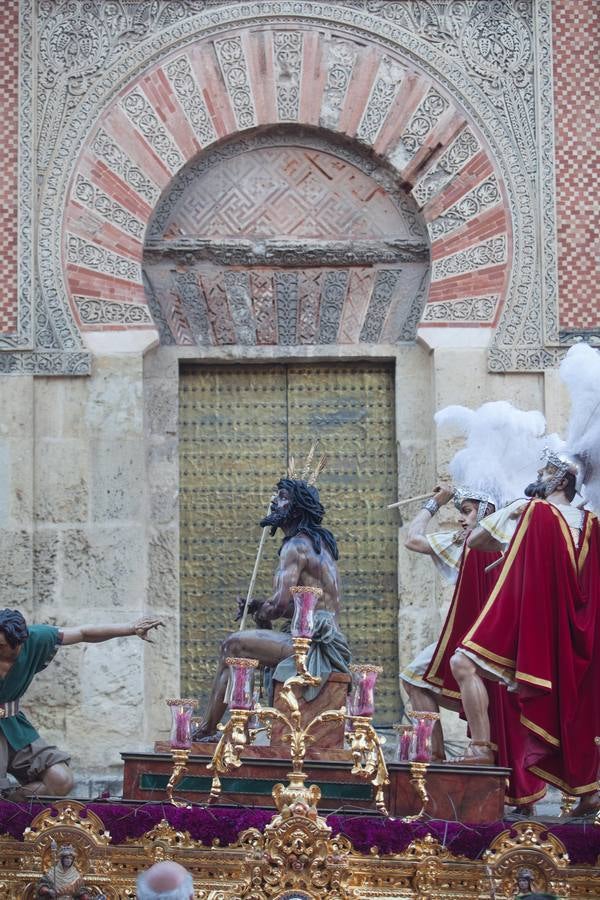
{"left": 287, "top": 441, "right": 327, "bottom": 486}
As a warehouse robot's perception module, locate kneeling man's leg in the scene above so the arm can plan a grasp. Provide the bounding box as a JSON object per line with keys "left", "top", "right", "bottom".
{"left": 8, "top": 738, "right": 72, "bottom": 799}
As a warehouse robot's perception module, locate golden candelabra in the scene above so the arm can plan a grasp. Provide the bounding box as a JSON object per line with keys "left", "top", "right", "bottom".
{"left": 165, "top": 748, "right": 192, "bottom": 809}
{"left": 206, "top": 642, "right": 390, "bottom": 817}
{"left": 403, "top": 761, "right": 430, "bottom": 822}
{"left": 392, "top": 713, "right": 439, "bottom": 822}
{"left": 165, "top": 698, "right": 196, "bottom": 809}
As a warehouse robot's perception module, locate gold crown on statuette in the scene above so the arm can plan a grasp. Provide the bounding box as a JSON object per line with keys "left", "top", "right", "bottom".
{"left": 287, "top": 441, "right": 327, "bottom": 486}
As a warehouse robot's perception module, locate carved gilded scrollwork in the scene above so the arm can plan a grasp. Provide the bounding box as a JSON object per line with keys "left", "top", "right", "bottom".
{"left": 23, "top": 801, "right": 111, "bottom": 846}
{"left": 405, "top": 833, "right": 453, "bottom": 900}
{"left": 0, "top": 797, "right": 594, "bottom": 897}
{"left": 137, "top": 819, "right": 196, "bottom": 862}
{"left": 238, "top": 814, "right": 352, "bottom": 900}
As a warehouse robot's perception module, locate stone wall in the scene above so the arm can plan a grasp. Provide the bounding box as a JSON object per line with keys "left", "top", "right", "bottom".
{"left": 0, "top": 349, "right": 178, "bottom": 788}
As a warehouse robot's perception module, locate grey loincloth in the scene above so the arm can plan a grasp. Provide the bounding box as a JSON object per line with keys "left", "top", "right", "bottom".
{"left": 268, "top": 610, "right": 352, "bottom": 702}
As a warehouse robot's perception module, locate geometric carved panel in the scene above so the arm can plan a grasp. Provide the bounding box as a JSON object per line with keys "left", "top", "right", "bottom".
{"left": 145, "top": 134, "right": 430, "bottom": 346}
{"left": 160, "top": 145, "right": 417, "bottom": 241}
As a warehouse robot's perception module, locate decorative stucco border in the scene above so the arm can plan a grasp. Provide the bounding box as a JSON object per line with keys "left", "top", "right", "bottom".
{"left": 0, "top": 0, "right": 33, "bottom": 352}
{"left": 4, "top": 0, "right": 567, "bottom": 374}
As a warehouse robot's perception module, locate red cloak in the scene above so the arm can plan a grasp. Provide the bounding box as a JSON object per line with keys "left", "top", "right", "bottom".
{"left": 461, "top": 500, "right": 600, "bottom": 795}
{"left": 424, "top": 544, "right": 546, "bottom": 805}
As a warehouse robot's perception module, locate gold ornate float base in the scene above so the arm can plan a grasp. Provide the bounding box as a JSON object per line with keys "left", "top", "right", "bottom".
{"left": 1, "top": 800, "right": 599, "bottom": 899}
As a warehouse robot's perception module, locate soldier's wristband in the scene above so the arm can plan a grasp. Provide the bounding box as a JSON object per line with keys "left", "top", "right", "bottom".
{"left": 422, "top": 498, "right": 440, "bottom": 516}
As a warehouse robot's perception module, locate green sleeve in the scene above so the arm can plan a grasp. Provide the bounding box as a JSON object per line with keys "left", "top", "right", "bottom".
{"left": 28, "top": 624, "right": 61, "bottom": 673}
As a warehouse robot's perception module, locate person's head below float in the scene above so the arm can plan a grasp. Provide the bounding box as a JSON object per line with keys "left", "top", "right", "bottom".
{"left": 136, "top": 861, "right": 194, "bottom": 900}
{"left": 260, "top": 477, "right": 339, "bottom": 559}
{"left": 0, "top": 608, "right": 30, "bottom": 658}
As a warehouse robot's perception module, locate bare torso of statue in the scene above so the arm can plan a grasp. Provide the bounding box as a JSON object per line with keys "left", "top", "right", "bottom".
{"left": 193, "top": 478, "right": 347, "bottom": 740}
{"left": 257, "top": 533, "right": 340, "bottom": 624}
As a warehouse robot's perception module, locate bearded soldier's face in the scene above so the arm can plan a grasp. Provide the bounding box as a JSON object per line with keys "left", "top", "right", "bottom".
{"left": 524, "top": 464, "right": 561, "bottom": 499}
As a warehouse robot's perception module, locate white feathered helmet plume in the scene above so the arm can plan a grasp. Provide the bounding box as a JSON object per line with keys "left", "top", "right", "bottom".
{"left": 435, "top": 401, "right": 547, "bottom": 519}
{"left": 559, "top": 342, "right": 600, "bottom": 514}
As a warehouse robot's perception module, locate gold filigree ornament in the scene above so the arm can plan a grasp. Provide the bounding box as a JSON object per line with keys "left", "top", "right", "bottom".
{"left": 166, "top": 747, "right": 192, "bottom": 810}
{"left": 345, "top": 717, "right": 389, "bottom": 816}
{"left": 20, "top": 801, "right": 114, "bottom": 898}
{"left": 136, "top": 819, "right": 196, "bottom": 862}
{"left": 165, "top": 697, "right": 197, "bottom": 809}
{"left": 23, "top": 801, "right": 111, "bottom": 846}
{"left": 238, "top": 812, "right": 352, "bottom": 900}
{"left": 484, "top": 821, "right": 570, "bottom": 899}
{"left": 208, "top": 639, "right": 390, "bottom": 817}
{"left": 404, "top": 834, "right": 453, "bottom": 900}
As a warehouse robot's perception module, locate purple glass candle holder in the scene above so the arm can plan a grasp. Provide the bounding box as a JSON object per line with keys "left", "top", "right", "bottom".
{"left": 409, "top": 711, "right": 440, "bottom": 763}
{"left": 289, "top": 586, "right": 322, "bottom": 638}
{"left": 166, "top": 699, "right": 196, "bottom": 749}
{"left": 394, "top": 724, "right": 414, "bottom": 761}
{"left": 226, "top": 657, "right": 259, "bottom": 710}
{"left": 349, "top": 664, "right": 383, "bottom": 717}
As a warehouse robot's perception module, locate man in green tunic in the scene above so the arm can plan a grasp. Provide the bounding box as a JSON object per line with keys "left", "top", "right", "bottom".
{"left": 0, "top": 608, "right": 163, "bottom": 800}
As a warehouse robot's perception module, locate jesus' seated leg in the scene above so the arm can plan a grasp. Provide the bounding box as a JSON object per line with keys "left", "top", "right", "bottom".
{"left": 193, "top": 629, "right": 294, "bottom": 741}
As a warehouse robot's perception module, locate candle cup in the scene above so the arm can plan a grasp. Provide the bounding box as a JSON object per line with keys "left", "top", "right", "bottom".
{"left": 344, "top": 691, "right": 355, "bottom": 733}
{"left": 166, "top": 699, "right": 196, "bottom": 749}
{"left": 289, "top": 586, "right": 323, "bottom": 638}
{"left": 349, "top": 664, "right": 383, "bottom": 718}
{"left": 226, "top": 657, "right": 259, "bottom": 710}
{"left": 408, "top": 711, "right": 440, "bottom": 763}
{"left": 393, "top": 724, "right": 414, "bottom": 761}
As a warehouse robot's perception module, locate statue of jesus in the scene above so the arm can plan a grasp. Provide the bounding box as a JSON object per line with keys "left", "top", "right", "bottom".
{"left": 193, "top": 477, "right": 351, "bottom": 740}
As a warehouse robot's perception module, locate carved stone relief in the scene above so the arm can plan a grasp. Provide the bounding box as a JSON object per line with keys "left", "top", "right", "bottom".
{"left": 73, "top": 174, "right": 145, "bottom": 241}
{"left": 120, "top": 88, "right": 184, "bottom": 174}
{"left": 164, "top": 53, "right": 217, "bottom": 147}
{"left": 273, "top": 31, "right": 303, "bottom": 121}
{"left": 356, "top": 56, "right": 405, "bottom": 145}
{"left": 388, "top": 87, "right": 450, "bottom": 171}
{"left": 143, "top": 132, "right": 428, "bottom": 346}
{"left": 422, "top": 295, "right": 498, "bottom": 324}
{"left": 214, "top": 35, "right": 257, "bottom": 130}
{"left": 5, "top": 0, "right": 562, "bottom": 372}
{"left": 427, "top": 175, "right": 501, "bottom": 243}
{"left": 92, "top": 129, "right": 161, "bottom": 206}
{"left": 431, "top": 235, "right": 506, "bottom": 281}
{"left": 74, "top": 296, "right": 153, "bottom": 326}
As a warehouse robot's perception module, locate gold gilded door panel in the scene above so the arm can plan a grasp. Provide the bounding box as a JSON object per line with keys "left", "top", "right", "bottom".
{"left": 286, "top": 363, "right": 399, "bottom": 724}
{"left": 179, "top": 365, "right": 288, "bottom": 705}
{"left": 179, "top": 362, "right": 399, "bottom": 724}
